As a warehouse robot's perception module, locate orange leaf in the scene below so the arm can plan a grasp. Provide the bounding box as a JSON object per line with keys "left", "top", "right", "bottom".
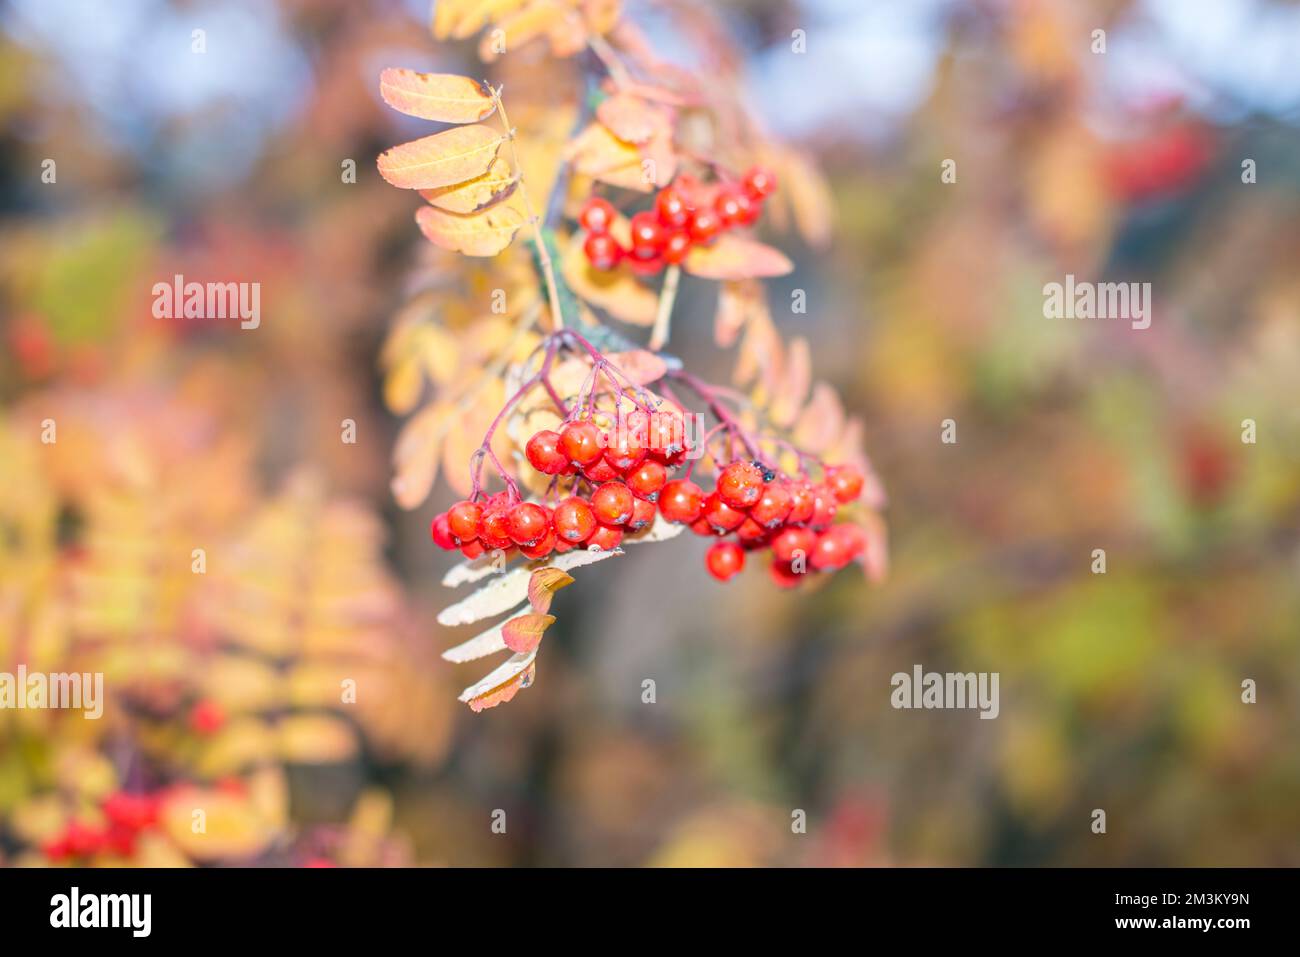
{"left": 377, "top": 125, "right": 505, "bottom": 190}
{"left": 528, "top": 567, "right": 574, "bottom": 613}
{"left": 466, "top": 661, "right": 536, "bottom": 712}
{"left": 419, "top": 156, "right": 517, "bottom": 213}
{"left": 501, "top": 613, "right": 556, "bottom": 654}
{"left": 379, "top": 69, "right": 496, "bottom": 123}
{"left": 415, "top": 203, "right": 525, "bottom": 257}
{"left": 683, "top": 235, "right": 794, "bottom": 280}
{"left": 595, "top": 94, "right": 663, "bottom": 144}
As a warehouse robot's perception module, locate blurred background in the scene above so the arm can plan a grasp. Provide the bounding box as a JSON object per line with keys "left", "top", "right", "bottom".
{"left": 1, "top": 0, "right": 1298, "bottom": 866}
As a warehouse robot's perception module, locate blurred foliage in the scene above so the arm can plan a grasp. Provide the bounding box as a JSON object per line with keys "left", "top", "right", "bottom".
{"left": 1, "top": 0, "right": 1298, "bottom": 866}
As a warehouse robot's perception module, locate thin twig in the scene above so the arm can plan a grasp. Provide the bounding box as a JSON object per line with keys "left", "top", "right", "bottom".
{"left": 649, "top": 264, "right": 680, "bottom": 351}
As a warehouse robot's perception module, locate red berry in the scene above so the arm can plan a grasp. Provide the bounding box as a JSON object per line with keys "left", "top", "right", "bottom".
{"left": 554, "top": 497, "right": 597, "bottom": 543}
{"left": 742, "top": 166, "right": 777, "bottom": 200}
{"left": 604, "top": 423, "right": 648, "bottom": 471}
{"left": 771, "top": 526, "right": 815, "bottom": 563}
{"left": 460, "top": 539, "right": 485, "bottom": 559}
{"left": 626, "top": 496, "right": 657, "bottom": 531}
{"left": 560, "top": 420, "right": 605, "bottom": 467}
{"left": 526, "top": 430, "right": 569, "bottom": 474}
{"left": 519, "top": 525, "right": 557, "bottom": 560}
{"left": 769, "top": 560, "right": 803, "bottom": 589}
{"left": 102, "top": 792, "right": 158, "bottom": 831}
{"left": 735, "top": 516, "right": 769, "bottom": 545}
{"left": 750, "top": 481, "right": 793, "bottom": 528}
{"left": 648, "top": 412, "right": 686, "bottom": 458}
{"left": 63, "top": 821, "right": 105, "bottom": 858}
{"left": 659, "top": 479, "right": 705, "bottom": 523}
{"left": 586, "top": 524, "right": 624, "bottom": 551}
{"left": 582, "top": 457, "right": 620, "bottom": 482}
{"left": 447, "top": 500, "right": 484, "bottom": 542}
{"left": 714, "top": 184, "right": 753, "bottom": 229}
{"left": 655, "top": 187, "right": 691, "bottom": 229}
{"left": 690, "top": 516, "right": 717, "bottom": 536}
{"left": 701, "top": 492, "right": 746, "bottom": 532}
{"left": 583, "top": 232, "right": 623, "bottom": 271}
{"left": 717, "top": 461, "right": 764, "bottom": 509}
{"left": 479, "top": 506, "right": 515, "bottom": 550}
{"left": 705, "top": 540, "right": 745, "bottom": 581}
{"left": 626, "top": 253, "right": 665, "bottom": 275}
{"left": 430, "top": 512, "right": 457, "bottom": 550}
{"left": 626, "top": 459, "right": 667, "bottom": 500}
{"left": 579, "top": 196, "right": 616, "bottom": 233}
{"left": 629, "top": 210, "right": 664, "bottom": 258}
{"left": 827, "top": 522, "right": 866, "bottom": 559}
{"left": 591, "top": 482, "right": 635, "bottom": 525}
{"left": 811, "top": 531, "right": 851, "bottom": 570}
{"left": 827, "top": 465, "right": 865, "bottom": 503}
{"left": 809, "top": 484, "right": 838, "bottom": 530}
{"left": 787, "top": 482, "right": 816, "bottom": 525}
{"left": 508, "top": 502, "right": 550, "bottom": 546}
{"left": 687, "top": 207, "right": 721, "bottom": 244}
{"left": 662, "top": 229, "right": 692, "bottom": 265}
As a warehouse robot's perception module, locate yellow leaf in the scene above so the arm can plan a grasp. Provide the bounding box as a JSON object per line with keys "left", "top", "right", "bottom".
{"left": 768, "top": 336, "right": 811, "bottom": 428}
{"left": 684, "top": 234, "right": 793, "bottom": 280}
{"left": 415, "top": 202, "right": 525, "bottom": 256}
{"left": 379, "top": 69, "right": 496, "bottom": 124}
{"left": 792, "top": 383, "right": 845, "bottom": 455}
{"left": 420, "top": 155, "right": 518, "bottom": 213}
{"left": 465, "top": 659, "right": 536, "bottom": 712}
{"left": 377, "top": 125, "right": 505, "bottom": 190}
{"left": 278, "top": 714, "right": 358, "bottom": 764}
{"left": 501, "top": 612, "right": 555, "bottom": 653}
{"left": 391, "top": 403, "right": 448, "bottom": 509}
{"left": 384, "top": 352, "right": 424, "bottom": 414}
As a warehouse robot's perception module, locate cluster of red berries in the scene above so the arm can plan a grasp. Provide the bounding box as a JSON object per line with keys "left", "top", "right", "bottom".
{"left": 430, "top": 410, "right": 692, "bottom": 562}
{"left": 660, "top": 460, "right": 868, "bottom": 587}
{"left": 41, "top": 790, "right": 161, "bottom": 861}
{"left": 580, "top": 166, "right": 778, "bottom": 274}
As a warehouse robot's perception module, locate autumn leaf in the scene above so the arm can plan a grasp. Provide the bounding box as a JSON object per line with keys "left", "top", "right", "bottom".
{"left": 501, "top": 612, "right": 555, "bottom": 653}
{"left": 419, "top": 155, "right": 517, "bottom": 213}
{"left": 596, "top": 93, "right": 664, "bottom": 144}
{"left": 462, "top": 654, "right": 537, "bottom": 712}
{"left": 561, "top": 233, "right": 658, "bottom": 324}
{"left": 684, "top": 235, "right": 794, "bottom": 280}
{"left": 528, "top": 566, "right": 573, "bottom": 613}
{"left": 379, "top": 69, "right": 496, "bottom": 123}
{"left": 377, "top": 125, "right": 505, "bottom": 190}
{"left": 415, "top": 203, "right": 526, "bottom": 257}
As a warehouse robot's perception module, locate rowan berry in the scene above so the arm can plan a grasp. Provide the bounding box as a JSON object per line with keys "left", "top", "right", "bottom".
{"left": 648, "top": 412, "right": 686, "bottom": 458}
{"left": 810, "top": 530, "right": 851, "bottom": 570}
{"left": 827, "top": 465, "right": 865, "bottom": 503}
{"left": 626, "top": 459, "right": 667, "bottom": 500}
{"left": 626, "top": 253, "right": 665, "bottom": 275}
{"left": 769, "top": 560, "right": 803, "bottom": 589}
{"left": 478, "top": 506, "right": 515, "bottom": 550}
{"left": 586, "top": 524, "right": 624, "bottom": 551}
{"left": 705, "top": 540, "right": 745, "bottom": 581}
{"left": 460, "top": 539, "right": 485, "bottom": 559}
{"left": 742, "top": 166, "right": 778, "bottom": 200}
{"left": 714, "top": 184, "right": 753, "bottom": 229}
{"left": 629, "top": 211, "right": 664, "bottom": 258}
{"left": 591, "top": 482, "right": 635, "bottom": 525}
{"left": 808, "top": 484, "right": 838, "bottom": 530}
{"left": 520, "top": 526, "right": 557, "bottom": 560}
{"left": 604, "top": 425, "right": 648, "bottom": 471}
{"left": 554, "top": 497, "right": 597, "bottom": 543}
{"left": 701, "top": 491, "right": 746, "bottom": 532}
{"left": 627, "top": 496, "right": 657, "bottom": 531}
{"left": 687, "top": 207, "right": 721, "bottom": 244}
{"left": 560, "top": 420, "right": 605, "bottom": 467}
{"left": 526, "top": 429, "right": 569, "bottom": 474}
{"left": 770, "top": 526, "right": 815, "bottom": 563}
{"left": 582, "top": 457, "right": 619, "bottom": 482}
{"left": 659, "top": 478, "right": 705, "bottom": 523}
{"left": 583, "top": 232, "right": 623, "bottom": 271}
{"left": 447, "top": 500, "right": 484, "bottom": 542}
{"left": 579, "top": 196, "right": 616, "bottom": 233}
{"left": 690, "top": 516, "right": 717, "bottom": 536}
{"left": 508, "top": 502, "right": 551, "bottom": 546}
{"left": 717, "top": 461, "right": 764, "bottom": 508}
{"left": 735, "top": 516, "right": 769, "bottom": 544}
{"left": 430, "top": 512, "right": 457, "bottom": 550}
{"left": 787, "top": 481, "right": 816, "bottom": 525}
{"left": 655, "top": 187, "right": 691, "bottom": 229}
{"left": 190, "top": 699, "right": 226, "bottom": 735}
{"left": 750, "top": 481, "right": 793, "bottom": 528}
{"left": 662, "top": 229, "right": 692, "bottom": 265}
